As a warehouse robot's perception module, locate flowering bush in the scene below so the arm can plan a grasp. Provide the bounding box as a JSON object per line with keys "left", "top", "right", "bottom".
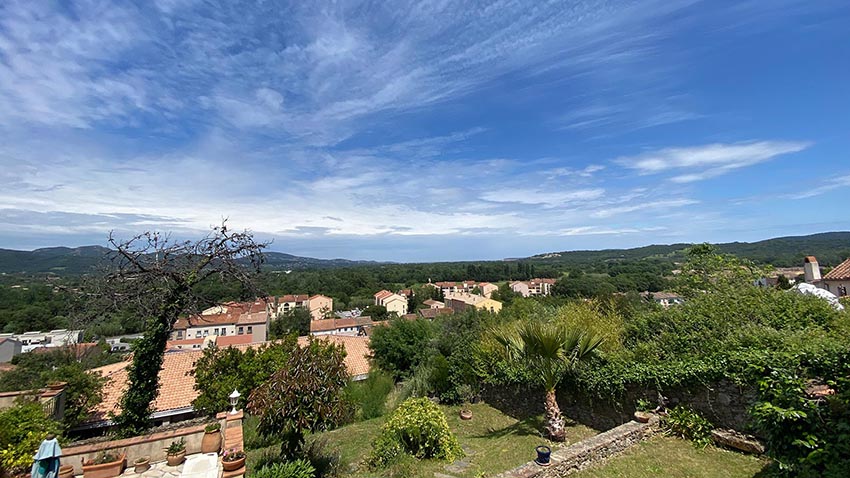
{"left": 0, "top": 401, "right": 61, "bottom": 476}
{"left": 367, "top": 397, "right": 463, "bottom": 468}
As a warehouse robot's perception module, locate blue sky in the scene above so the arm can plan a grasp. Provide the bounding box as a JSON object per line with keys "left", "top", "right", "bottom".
{"left": 1, "top": 0, "right": 848, "bottom": 261}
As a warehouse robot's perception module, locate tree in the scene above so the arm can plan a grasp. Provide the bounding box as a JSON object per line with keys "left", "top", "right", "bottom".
{"left": 247, "top": 338, "right": 350, "bottom": 457}
{"left": 676, "top": 243, "right": 768, "bottom": 296}
{"left": 369, "top": 318, "right": 435, "bottom": 380}
{"left": 490, "top": 320, "right": 603, "bottom": 441}
{"left": 88, "top": 223, "right": 266, "bottom": 436}
{"left": 362, "top": 304, "right": 390, "bottom": 322}
{"left": 269, "top": 308, "right": 311, "bottom": 338}
{"left": 192, "top": 338, "right": 295, "bottom": 415}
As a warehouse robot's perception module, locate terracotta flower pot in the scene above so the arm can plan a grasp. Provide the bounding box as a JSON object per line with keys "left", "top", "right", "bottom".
{"left": 82, "top": 453, "right": 125, "bottom": 478}
{"left": 166, "top": 451, "right": 186, "bottom": 467}
{"left": 59, "top": 465, "right": 75, "bottom": 478}
{"left": 459, "top": 409, "right": 473, "bottom": 420}
{"left": 222, "top": 456, "right": 245, "bottom": 472}
{"left": 634, "top": 411, "right": 652, "bottom": 423}
{"left": 133, "top": 458, "right": 150, "bottom": 474}
{"left": 201, "top": 430, "right": 222, "bottom": 454}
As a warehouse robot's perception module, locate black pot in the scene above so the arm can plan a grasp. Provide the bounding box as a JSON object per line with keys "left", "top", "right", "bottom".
{"left": 535, "top": 445, "right": 551, "bottom": 466}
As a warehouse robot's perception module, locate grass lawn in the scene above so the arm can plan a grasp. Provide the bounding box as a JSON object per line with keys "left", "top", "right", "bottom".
{"left": 246, "top": 401, "right": 597, "bottom": 478}
{"left": 571, "top": 435, "right": 770, "bottom": 478}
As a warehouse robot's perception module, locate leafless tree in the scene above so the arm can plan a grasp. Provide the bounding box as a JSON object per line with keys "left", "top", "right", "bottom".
{"left": 93, "top": 222, "right": 267, "bottom": 436}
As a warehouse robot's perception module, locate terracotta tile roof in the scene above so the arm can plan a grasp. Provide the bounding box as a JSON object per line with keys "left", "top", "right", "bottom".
{"left": 402, "top": 313, "right": 418, "bottom": 320}
{"left": 374, "top": 290, "right": 393, "bottom": 300}
{"left": 88, "top": 350, "right": 201, "bottom": 423}
{"left": 804, "top": 256, "right": 819, "bottom": 263}
{"left": 823, "top": 258, "right": 850, "bottom": 281}
{"left": 236, "top": 311, "right": 268, "bottom": 325}
{"left": 419, "top": 307, "right": 454, "bottom": 319}
{"left": 296, "top": 335, "right": 371, "bottom": 378}
{"left": 422, "top": 299, "right": 443, "bottom": 307}
{"left": 216, "top": 335, "right": 254, "bottom": 347}
{"left": 278, "top": 294, "right": 309, "bottom": 303}
{"left": 310, "top": 317, "right": 365, "bottom": 333}
{"left": 309, "top": 294, "right": 331, "bottom": 300}
{"left": 166, "top": 338, "right": 205, "bottom": 350}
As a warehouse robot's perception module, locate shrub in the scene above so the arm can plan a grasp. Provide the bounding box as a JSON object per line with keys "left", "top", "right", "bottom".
{"left": 662, "top": 406, "right": 713, "bottom": 448}
{"left": 367, "top": 397, "right": 463, "bottom": 468}
{"left": 248, "top": 338, "right": 350, "bottom": 457}
{"left": 369, "top": 318, "right": 435, "bottom": 380}
{"left": 0, "top": 401, "right": 62, "bottom": 476}
{"left": 252, "top": 460, "right": 315, "bottom": 478}
{"left": 345, "top": 370, "right": 394, "bottom": 420}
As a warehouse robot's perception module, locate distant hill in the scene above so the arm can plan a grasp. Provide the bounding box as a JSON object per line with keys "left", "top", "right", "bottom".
{"left": 527, "top": 232, "right": 850, "bottom": 268}
{"left": 0, "top": 247, "right": 381, "bottom": 275}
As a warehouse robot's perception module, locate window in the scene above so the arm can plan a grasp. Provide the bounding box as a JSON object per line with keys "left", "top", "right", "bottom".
{"left": 203, "top": 330, "right": 209, "bottom": 337}
{"left": 221, "top": 329, "right": 227, "bottom": 336}
{"left": 247, "top": 326, "right": 253, "bottom": 334}
{"left": 213, "top": 328, "right": 219, "bottom": 335}
{"left": 177, "top": 331, "right": 183, "bottom": 339}
{"left": 238, "top": 327, "right": 244, "bottom": 335}
{"left": 195, "top": 331, "right": 202, "bottom": 338}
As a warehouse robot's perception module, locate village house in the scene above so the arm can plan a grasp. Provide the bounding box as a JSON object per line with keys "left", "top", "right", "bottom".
{"left": 444, "top": 292, "right": 503, "bottom": 314}
{"left": 422, "top": 299, "right": 444, "bottom": 309}
{"left": 426, "top": 280, "right": 499, "bottom": 298}
{"left": 0, "top": 337, "right": 22, "bottom": 363}
{"left": 374, "top": 290, "right": 409, "bottom": 316}
{"left": 268, "top": 294, "right": 333, "bottom": 320}
{"left": 310, "top": 316, "right": 375, "bottom": 336}
{"left": 802, "top": 256, "right": 850, "bottom": 297}
{"left": 170, "top": 300, "right": 269, "bottom": 343}
{"left": 641, "top": 291, "right": 685, "bottom": 308}
{"left": 418, "top": 307, "right": 454, "bottom": 319}
{"left": 510, "top": 278, "right": 556, "bottom": 297}
{"left": 0, "top": 329, "right": 83, "bottom": 352}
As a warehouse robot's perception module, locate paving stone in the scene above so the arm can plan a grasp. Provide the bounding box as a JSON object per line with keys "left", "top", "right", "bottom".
{"left": 444, "top": 459, "right": 471, "bottom": 474}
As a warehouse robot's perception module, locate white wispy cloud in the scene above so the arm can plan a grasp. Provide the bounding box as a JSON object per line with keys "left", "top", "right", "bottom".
{"left": 617, "top": 141, "right": 811, "bottom": 182}
{"left": 794, "top": 173, "right": 850, "bottom": 199}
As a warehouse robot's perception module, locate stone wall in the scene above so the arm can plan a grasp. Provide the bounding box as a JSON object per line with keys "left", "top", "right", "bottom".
{"left": 484, "top": 378, "right": 756, "bottom": 433}
{"left": 62, "top": 421, "right": 217, "bottom": 474}
{"left": 495, "top": 416, "right": 660, "bottom": 478}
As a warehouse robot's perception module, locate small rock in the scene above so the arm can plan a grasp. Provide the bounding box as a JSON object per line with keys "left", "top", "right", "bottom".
{"left": 711, "top": 429, "right": 765, "bottom": 454}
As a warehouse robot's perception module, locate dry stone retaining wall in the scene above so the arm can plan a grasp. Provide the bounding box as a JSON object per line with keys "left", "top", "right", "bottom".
{"left": 495, "top": 416, "right": 660, "bottom": 478}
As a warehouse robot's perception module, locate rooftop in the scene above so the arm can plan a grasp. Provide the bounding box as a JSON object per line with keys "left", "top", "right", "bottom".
{"left": 823, "top": 258, "right": 850, "bottom": 281}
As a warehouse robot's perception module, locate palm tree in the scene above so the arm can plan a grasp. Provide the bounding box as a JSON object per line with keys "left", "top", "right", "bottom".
{"left": 491, "top": 320, "right": 603, "bottom": 441}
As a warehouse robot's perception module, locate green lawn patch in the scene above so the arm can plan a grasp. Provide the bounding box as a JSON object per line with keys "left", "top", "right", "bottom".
{"left": 246, "top": 401, "right": 597, "bottom": 478}
{"left": 571, "top": 435, "right": 770, "bottom": 478}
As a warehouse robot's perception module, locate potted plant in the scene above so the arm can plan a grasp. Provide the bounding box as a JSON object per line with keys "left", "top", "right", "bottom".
{"left": 457, "top": 384, "right": 474, "bottom": 420}
{"left": 201, "top": 422, "right": 222, "bottom": 454}
{"left": 133, "top": 456, "right": 151, "bottom": 474}
{"left": 165, "top": 439, "right": 186, "bottom": 467}
{"left": 82, "top": 451, "right": 126, "bottom": 478}
{"left": 221, "top": 449, "right": 246, "bottom": 472}
{"left": 534, "top": 445, "right": 551, "bottom": 466}
{"left": 634, "top": 398, "right": 653, "bottom": 423}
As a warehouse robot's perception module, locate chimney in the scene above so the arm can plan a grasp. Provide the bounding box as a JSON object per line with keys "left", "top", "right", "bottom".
{"left": 804, "top": 256, "right": 821, "bottom": 283}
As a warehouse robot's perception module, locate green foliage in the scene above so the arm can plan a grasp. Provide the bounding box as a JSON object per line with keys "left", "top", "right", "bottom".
{"left": 252, "top": 460, "right": 315, "bottom": 478}
{"left": 369, "top": 318, "right": 435, "bottom": 380}
{"left": 0, "top": 401, "right": 61, "bottom": 476}
{"left": 205, "top": 422, "right": 221, "bottom": 433}
{"left": 166, "top": 439, "right": 186, "bottom": 454}
{"left": 345, "top": 369, "right": 394, "bottom": 420}
{"left": 192, "top": 337, "right": 296, "bottom": 415}
{"left": 270, "top": 308, "right": 312, "bottom": 339}
{"left": 0, "top": 346, "right": 110, "bottom": 430}
{"left": 367, "top": 397, "right": 464, "bottom": 469}
{"left": 112, "top": 317, "right": 169, "bottom": 437}
{"left": 248, "top": 338, "right": 351, "bottom": 457}
{"left": 489, "top": 318, "right": 604, "bottom": 392}
{"left": 750, "top": 366, "right": 850, "bottom": 477}
{"left": 662, "top": 406, "right": 713, "bottom": 448}
{"left": 675, "top": 243, "right": 769, "bottom": 297}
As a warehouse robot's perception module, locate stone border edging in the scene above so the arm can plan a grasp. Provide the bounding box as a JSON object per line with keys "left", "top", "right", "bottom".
{"left": 495, "top": 416, "right": 661, "bottom": 478}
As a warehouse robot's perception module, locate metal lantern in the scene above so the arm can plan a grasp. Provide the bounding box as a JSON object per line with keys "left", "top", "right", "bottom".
{"left": 229, "top": 389, "right": 241, "bottom": 415}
